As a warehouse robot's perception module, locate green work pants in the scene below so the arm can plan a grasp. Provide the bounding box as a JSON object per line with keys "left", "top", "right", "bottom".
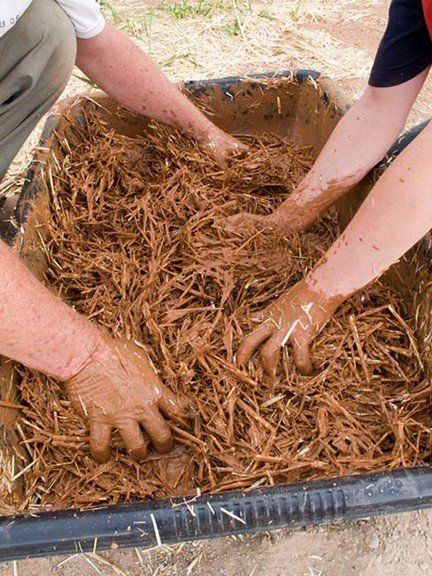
{"left": 0, "top": 0, "right": 76, "bottom": 182}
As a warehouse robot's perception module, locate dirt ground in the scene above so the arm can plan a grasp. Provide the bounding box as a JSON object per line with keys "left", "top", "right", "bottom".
{"left": 2, "top": 0, "right": 432, "bottom": 574}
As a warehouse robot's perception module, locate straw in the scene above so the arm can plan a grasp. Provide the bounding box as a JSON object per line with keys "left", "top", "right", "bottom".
{"left": 16, "top": 109, "right": 431, "bottom": 512}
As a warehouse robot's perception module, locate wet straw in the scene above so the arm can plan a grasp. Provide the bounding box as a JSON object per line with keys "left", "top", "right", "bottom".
{"left": 15, "top": 112, "right": 432, "bottom": 512}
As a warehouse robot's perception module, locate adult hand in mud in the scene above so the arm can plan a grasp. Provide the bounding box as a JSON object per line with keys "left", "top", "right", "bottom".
{"left": 65, "top": 336, "right": 189, "bottom": 463}
{"left": 223, "top": 205, "right": 304, "bottom": 236}
{"left": 223, "top": 212, "right": 275, "bottom": 234}
{"left": 237, "top": 280, "right": 340, "bottom": 377}
{"left": 201, "top": 127, "right": 247, "bottom": 166}
{"left": 222, "top": 179, "right": 343, "bottom": 236}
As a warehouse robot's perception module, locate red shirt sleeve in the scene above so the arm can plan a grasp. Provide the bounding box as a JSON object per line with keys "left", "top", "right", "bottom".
{"left": 422, "top": 0, "right": 432, "bottom": 35}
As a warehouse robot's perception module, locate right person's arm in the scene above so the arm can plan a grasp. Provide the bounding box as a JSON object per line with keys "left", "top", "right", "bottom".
{"left": 226, "top": 0, "right": 432, "bottom": 233}
{"left": 0, "top": 240, "right": 187, "bottom": 462}
{"left": 225, "top": 70, "right": 428, "bottom": 234}
{"left": 238, "top": 112, "right": 432, "bottom": 376}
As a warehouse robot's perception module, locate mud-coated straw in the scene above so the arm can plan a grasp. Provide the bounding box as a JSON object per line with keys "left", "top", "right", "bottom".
{"left": 14, "top": 108, "right": 431, "bottom": 513}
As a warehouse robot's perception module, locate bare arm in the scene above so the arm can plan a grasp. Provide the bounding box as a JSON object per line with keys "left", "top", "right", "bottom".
{"left": 76, "top": 23, "right": 244, "bottom": 163}
{"left": 239, "top": 117, "right": 432, "bottom": 375}
{"left": 0, "top": 240, "right": 100, "bottom": 379}
{"left": 226, "top": 70, "right": 429, "bottom": 233}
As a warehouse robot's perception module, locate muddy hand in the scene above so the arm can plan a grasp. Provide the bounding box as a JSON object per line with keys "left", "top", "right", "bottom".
{"left": 201, "top": 127, "right": 247, "bottom": 166}
{"left": 66, "top": 335, "right": 190, "bottom": 463}
{"left": 237, "top": 281, "right": 340, "bottom": 377}
{"left": 223, "top": 206, "right": 306, "bottom": 236}
{"left": 222, "top": 212, "right": 272, "bottom": 234}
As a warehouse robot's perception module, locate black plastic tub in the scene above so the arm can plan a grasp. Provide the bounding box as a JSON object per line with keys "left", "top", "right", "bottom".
{"left": 0, "top": 70, "right": 431, "bottom": 562}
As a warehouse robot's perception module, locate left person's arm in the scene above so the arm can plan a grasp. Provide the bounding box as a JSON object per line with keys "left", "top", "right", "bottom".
{"left": 75, "top": 23, "right": 245, "bottom": 164}
{"left": 0, "top": 240, "right": 188, "bottom": 462}
{"left": 238, "top": 118, "right": 432, "bottom": 377}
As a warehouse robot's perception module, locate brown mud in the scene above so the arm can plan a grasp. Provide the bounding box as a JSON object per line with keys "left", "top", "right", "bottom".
{"left": 15, "top": 114, "right": 432, "bottom": 512}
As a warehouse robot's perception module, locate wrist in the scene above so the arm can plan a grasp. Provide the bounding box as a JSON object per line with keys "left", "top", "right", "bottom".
{"left": 195, "top": 123, "right": 222, "bottom": 145}
{"left": 302, "top": 276, "right": 345, "bottom": 318}
{"left": 58, "top": 327, "right": 110, "bottom": 383}
{"left": 271, "top": 202, "right": 305, "bottom": 233}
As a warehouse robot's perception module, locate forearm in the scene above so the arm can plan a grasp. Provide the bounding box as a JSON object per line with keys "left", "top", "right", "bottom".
{"left": 236, "top": 73, "right": 432, "bottom": 376}
{"left": 76, "top": 24, "right": 215, "bottom": 143}
{"left": 307, "top": 118, "right": 432, "bottom": 301}
{"left": 0, "top": 240, "right": 103, "bottom": 380}
{"left": 274, "top": 71, "right": 428, "bottom": 230}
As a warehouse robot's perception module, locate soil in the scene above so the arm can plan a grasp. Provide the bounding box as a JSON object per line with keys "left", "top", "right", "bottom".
{"left": 2, "top": 0, "right": 432, "bottom": 574}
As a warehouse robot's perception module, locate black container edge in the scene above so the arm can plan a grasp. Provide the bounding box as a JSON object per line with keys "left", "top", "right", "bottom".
{"left": 1, "top": 467, "right": 432, "bottom": 562}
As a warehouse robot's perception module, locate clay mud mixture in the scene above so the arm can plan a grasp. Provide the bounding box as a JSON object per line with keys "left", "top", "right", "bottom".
{"left": 16, "top": 112, "right": 432, "bottom": 511}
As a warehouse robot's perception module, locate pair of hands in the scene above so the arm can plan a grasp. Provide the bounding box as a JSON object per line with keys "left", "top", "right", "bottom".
{"left": 66, "top": 278, "right": 334, "bottom": 464}
{"left": 186, "top": 131, "right": 331, "bottom": 376}
{"left": 65, "top": 134, "right": 332, "bottom": 464}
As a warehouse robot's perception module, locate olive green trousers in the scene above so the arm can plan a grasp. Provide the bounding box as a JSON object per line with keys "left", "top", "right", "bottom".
{"left": 0, "top": 0, "right": 76, "bottom": 182}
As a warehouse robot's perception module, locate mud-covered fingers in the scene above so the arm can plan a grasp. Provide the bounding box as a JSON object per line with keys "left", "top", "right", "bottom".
{"left": 260, "top": 332, "right": 283, "bottom": 377}
{"left": 237, "top": 323, "right": 274, "bottom": 367}
{"left": 140, "top": 406, "right": 173, "bottom": 454}
{"left": 292, "top": 338, "right": 313, "bottom": 375}
{"left": 117, "top": 421, "right": 148, "bottom": 461}
{"left": 89, "top": 420, "right": 113, "bottom": 463}
{"left": 260, "top": 330, "right": 314, "bottom": 377}
{"left": 210, "top": 135, "right": 247, "bottom": 166}
{"left": 158, "top": 386, "right": 191, "bottom": 420}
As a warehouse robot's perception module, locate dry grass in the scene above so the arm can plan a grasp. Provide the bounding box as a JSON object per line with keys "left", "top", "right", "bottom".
{"left": 111, "top": 0, "right": 377, "bottom": 81}
{"left": 0, "top": 448, "right": 15, "bottom": 514}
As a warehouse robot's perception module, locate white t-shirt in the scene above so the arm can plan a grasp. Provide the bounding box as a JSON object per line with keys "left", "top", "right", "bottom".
{"left": 1, "top": 0, "right": 105, "bottom": 39}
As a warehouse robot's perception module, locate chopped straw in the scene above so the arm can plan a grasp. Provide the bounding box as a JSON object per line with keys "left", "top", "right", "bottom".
{"left": 16, "top": 110, "right": 432, "bottom": 512}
